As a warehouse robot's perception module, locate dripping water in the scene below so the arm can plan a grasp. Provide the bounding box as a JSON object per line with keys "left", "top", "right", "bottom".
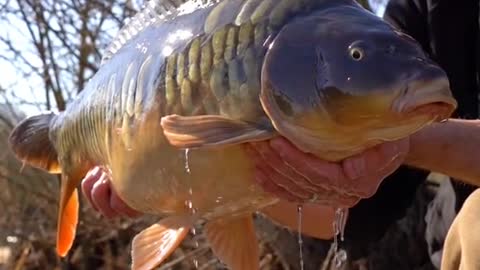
{"left": 332, "top": 208, "right": 348, "bottom": 268}
{"left": 184, "top": 148, "right": 191, "bottom": 173}
{"left": 184, "top": 148, "right": 199, "bottom": 268}
{"left": 297, "top": 205, "right": 305, "bottom": 270}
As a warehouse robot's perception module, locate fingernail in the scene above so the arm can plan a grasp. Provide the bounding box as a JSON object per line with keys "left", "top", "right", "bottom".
{"left": 85, "top": 167, "right": 99, "bottom": 178}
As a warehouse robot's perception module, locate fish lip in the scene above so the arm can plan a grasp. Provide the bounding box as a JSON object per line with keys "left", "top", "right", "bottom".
{"left": 392, "top": 78, "right": 457, "bottom": 121}
{"left": 404, "top": 98, "right": 457, "bottom": 122}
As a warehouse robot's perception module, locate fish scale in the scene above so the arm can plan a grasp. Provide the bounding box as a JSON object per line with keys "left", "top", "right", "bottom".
{"left": 8, "top": 0, "right": 458, "bottom": 269}
{"left": 104, "top": 0, "right": 322, "bottom": 123}
{"left": 162, "top": 22, "right": 266, "bottom": 120}
{"left": 50, "top": 0, "right": 327, "bottom": 180}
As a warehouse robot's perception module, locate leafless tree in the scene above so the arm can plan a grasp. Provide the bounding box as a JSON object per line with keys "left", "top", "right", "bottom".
{"left": 0, "top": 1, "right": 151, "bottom": 269}
{"left": 0, "top": 0, "right": 141, "bottom": 112}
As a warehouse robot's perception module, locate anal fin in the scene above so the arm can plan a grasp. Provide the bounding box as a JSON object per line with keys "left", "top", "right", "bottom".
{"left": 161, "top": 114, "right": 275, "bottom": 149}
{"left": 131, "top": 216, "right": 191, "bottom": 270}
{"left": 204, "top": 214, "right": 260, "bottom": 270}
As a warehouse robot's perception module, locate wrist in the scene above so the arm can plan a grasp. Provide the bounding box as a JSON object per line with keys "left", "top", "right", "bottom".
{"left": 402, "top": 119, "right": 480, "bottom": 185}
{"left": 403, "top": 126, "right": 432, "bottom": 168}
{"left": 403, "top": 120, "right": 455, "bottom": 169}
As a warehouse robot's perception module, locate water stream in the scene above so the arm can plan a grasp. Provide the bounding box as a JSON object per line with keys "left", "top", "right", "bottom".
{"left": 332, "top": 208, "right": 348, "bottom": 268}
{"left": 184, "top": 149, "right": 199, "bottom": 268}
{"left": 297, "top": 205, "right": 304, "bottom": 270}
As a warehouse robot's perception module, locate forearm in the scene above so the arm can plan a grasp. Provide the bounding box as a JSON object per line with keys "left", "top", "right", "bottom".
{"left": 405, "top": 119, "right": 480, "bottom": 186}
{"left": 260, "top": 200, "right": 336, "bottom": 240}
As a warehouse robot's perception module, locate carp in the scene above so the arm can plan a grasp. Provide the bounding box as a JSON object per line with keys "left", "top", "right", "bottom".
{"left": 9, "top": 0, "right": 457, "bottom": 269}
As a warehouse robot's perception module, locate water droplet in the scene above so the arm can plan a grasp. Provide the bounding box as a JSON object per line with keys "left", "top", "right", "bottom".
{"left": 190, "top": 224, "right": 199, "bottom": 269}
{"left": 334, "top": 249, "right": 348, "bottom": 268}
{"left": 184, "top": 148, "right": 191, "bottom": 174}
{"left": 332, "top": 208, "right": 348, "bottom": 268}
{"left": 183, "top": 148, "right": 198, "bottom": 269}
{"left": 297, "top": 205, "right": 304, "bottom": 270}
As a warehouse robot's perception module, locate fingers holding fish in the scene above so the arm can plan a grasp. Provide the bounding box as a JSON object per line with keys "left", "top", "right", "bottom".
{"left": 90, "top": 172, "right": 117, "bottom": 219}
{"left": 257, "top": 137, "right": 347, "bottom": 192}
{"left": 269, "top": 136, "right": 409, "bottom": 199}
{"left": 245, "top": 140, "right": 360, "bottom": 207}
{"left": 254, "top": 162, "right": 360, "bottom": 208}
{"left": 253, "top": 164, "right": 301, "bottom": 203}
{"left": 245, "top": 142, "right": 317, "bottom": 199}
{"left": 342, "top": 138, "right": 409, "bottom": 181}
{"left": 81, "top": 167, "right": 141, "bottom": 219}
{"left": 81, "top": 167, "right": 103, "bottom": 212}
{"left": 341, "top": 138, "right": 410, "bottom": 198}
{"left": 246, "top": 136, "right": 408, "bottom": 206}
{"left": 269, "top": 138, "right": 346, "bottom": 185}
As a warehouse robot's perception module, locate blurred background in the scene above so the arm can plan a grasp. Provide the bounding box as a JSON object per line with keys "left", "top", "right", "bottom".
{"left": 0, "top": 1, "right": 398, "bottom": 269}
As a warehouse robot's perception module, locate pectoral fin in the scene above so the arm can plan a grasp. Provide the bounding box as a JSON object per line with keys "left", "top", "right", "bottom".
{"left": 204, "top": 215, "right": 260, "bottom": 270}
{"left": 56, "top": 173, "right": 82, "bottom": 257}
{"left": 131, "top": 217, "right": 192, "bottom": 270}
{"left": 161, "top": 114, "right": 275, "bottom": 149}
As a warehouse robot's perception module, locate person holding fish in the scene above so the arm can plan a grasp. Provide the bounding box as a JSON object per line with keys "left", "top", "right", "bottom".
{"left": 253, "top": 0, "right": 480, "bottom": 269}
{"left": 80, "top": 0, "right": 480, "bottom": 269}
{"left": 82, "top": 0, "right": 480, "bottom": 267}
{"left": 7, "top": 0, "right": 478, "bottom": 269}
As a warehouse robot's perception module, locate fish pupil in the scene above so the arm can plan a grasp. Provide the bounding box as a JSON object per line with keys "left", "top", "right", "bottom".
{"left": 349, "top": 48, "right": 364, "bottom": 61}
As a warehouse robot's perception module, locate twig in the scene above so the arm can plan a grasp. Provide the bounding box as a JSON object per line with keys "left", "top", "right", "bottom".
{"left": 158, "top": 245, "right": 210, "bottom": 270}
{"left": 13, "top": 244, "right": 30, "bottom": 270}
{"left": 198, "top": 258, "right": 220, "bottom": 270}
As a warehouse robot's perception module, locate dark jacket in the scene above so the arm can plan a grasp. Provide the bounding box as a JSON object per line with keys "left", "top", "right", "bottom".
{"left": 343, "top": 0, "right": 480, "bottom": 260}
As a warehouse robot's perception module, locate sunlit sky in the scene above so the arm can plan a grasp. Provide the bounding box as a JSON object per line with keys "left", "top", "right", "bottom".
{"left": 0, "top": 0, "right": 387, "bottom": 117}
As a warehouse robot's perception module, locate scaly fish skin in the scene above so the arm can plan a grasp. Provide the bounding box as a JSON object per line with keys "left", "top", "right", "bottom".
{"left": 8, "top": 0, "right": 457, "bottom": 269}
{"left": 49, "top": 0, "right": 285, "bottom": 216}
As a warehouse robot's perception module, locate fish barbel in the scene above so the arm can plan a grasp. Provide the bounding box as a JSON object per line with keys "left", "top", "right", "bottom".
{"left": 8, "top": 0, "right": 457, "bottom": 269}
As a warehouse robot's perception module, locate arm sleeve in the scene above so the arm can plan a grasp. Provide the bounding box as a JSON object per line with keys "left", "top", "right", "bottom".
{"left": 382, "top": 0, "right": 430, "bottom": 51}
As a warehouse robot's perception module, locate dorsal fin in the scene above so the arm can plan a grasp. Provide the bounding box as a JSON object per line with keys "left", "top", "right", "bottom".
{"left": 101, "top": 0, "right": 223, "bottom": 65}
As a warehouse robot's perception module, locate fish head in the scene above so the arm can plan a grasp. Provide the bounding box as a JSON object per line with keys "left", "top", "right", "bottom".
{"left": 260, "top": 4, "right": 457, "bottom": 161}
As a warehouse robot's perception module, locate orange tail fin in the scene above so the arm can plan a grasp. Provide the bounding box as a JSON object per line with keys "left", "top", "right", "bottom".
{"left": 56, "top": 172, "right": 83, "bottom": 257}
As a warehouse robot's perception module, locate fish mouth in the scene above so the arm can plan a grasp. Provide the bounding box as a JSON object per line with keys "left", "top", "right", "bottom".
{"left": 260, "top": 76, "right": 457, "bottom": 162}
{"left": 392, "top": 78, "right": 457, "bottom": 121}
{"left": 405, "top": 101, "right": 455, "bottom": 122}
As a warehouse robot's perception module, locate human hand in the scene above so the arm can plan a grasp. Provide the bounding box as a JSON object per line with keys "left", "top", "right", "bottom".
{"left": 81, "top": 167, "right": 141, "bottom": 219}
{"left": 245, "top": 137, "right": 410, "bottom": 208}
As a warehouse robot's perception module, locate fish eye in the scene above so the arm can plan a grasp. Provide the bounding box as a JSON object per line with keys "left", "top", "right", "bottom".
{"left": 349, "top": 47, "right": 364, "bottom": 61}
